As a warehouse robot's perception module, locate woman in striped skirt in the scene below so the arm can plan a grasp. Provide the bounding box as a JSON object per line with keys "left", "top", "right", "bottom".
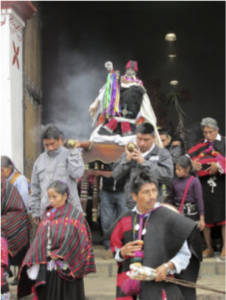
{"left": 18, "top": 180, "right": 96, "bottom": 300}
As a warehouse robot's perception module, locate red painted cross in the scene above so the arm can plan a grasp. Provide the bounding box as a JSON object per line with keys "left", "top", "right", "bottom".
{"left": 12, "top": 41, "right": 20, "bottom": 69}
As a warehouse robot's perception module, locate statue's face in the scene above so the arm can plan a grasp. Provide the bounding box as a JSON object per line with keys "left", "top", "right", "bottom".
{"left": 126, "top": 68, "right": 136, "bottom": 77}
{"left": 105, "top": 61, "right": 113, "bottom": 71}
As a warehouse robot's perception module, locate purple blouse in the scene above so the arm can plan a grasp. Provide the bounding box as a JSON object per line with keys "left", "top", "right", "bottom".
{"left": 170, "top": 175, "right": 204, "bottom": 215}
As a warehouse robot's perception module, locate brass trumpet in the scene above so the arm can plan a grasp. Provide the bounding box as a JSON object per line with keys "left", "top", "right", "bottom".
{"left": 67, "top": 139, "right": 77, "bottom": 148}
{"left": 127, "top": 142, "right": 138, "bottom": 153}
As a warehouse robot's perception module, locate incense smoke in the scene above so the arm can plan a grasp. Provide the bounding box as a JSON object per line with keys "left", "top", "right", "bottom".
{"left": 42, "top": 50, "right": 109, "bottom": 140}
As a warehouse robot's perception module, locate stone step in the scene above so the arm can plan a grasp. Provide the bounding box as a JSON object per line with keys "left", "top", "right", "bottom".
{"left": 92, "top": 246, "right": 225, "bottom": 278}
{"left": 84, "top": 275, "right": 225, "bottom": 300}
{"left": 8, "top": 246, "right": 225, "bottom": 299}
{"left": 196, "top": 274, "right": 225, "bottom": 300}
{"left": 199, "top": 256, "right": 225, "bottom": 277}
{"left": 83, "top": 247, "right": 225, "bottom": 299}
{"left": 91, "top": 259, "right": 225, "bottom": 278}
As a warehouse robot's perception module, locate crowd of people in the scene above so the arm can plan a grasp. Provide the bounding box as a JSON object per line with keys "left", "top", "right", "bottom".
{"left": 1, "top": 113, "right": 225, "bottom": 300}
{"left": 1, "top": 125, "right": 96, "bottom": 300}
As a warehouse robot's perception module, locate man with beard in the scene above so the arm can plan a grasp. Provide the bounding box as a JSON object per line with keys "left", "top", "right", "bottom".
{"left": 30, "top": 124, "right": 84, "bottom": 225}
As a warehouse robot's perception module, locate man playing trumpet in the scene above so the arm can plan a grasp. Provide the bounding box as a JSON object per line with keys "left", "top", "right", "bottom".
{"left": 113, "top": 123, "right": 174, "bottom": 208}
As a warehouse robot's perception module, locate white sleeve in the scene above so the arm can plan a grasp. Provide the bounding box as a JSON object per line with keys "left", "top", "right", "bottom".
{"left": 115, "top": 247, "right": 125, "bottom": 263}
{"left": 169, "top": 240, "right": 191, "bottom": 274}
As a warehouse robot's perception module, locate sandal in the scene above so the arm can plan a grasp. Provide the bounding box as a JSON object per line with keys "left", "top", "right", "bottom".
{"left": 220, "top": 250, "right": 226, "bottom": 260}
{"left": 202, "top": 248, "right": 214, "bottom": 258}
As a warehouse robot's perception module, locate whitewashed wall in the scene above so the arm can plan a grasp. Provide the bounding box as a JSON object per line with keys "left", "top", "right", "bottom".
{"left": 1, "top": 9, "right": 25, "bottom": 172}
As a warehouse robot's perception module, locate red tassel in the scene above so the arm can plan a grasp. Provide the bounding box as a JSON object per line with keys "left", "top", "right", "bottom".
{"left": 121, "top": 278, "right": 141, "bottom": 296}
{"left": 121, "top": 122, "right": 132, "bottom": 134}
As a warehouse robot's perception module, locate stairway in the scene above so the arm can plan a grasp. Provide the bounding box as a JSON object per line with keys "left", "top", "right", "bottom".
{"left": 84, "top": 246, "right": 225, "bottom": 300}
{"left": 8, "top": 246, "right": 225, "bottom": 300}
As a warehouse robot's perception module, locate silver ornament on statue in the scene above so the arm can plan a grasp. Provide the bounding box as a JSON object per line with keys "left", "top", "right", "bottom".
{"left": 135, "top": 224, "right": 140, "bottom": 231}
{"left": 142, "top": 228, "right": 147, "bottom": 235}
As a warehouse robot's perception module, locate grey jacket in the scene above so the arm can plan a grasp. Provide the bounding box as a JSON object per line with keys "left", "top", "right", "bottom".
{"left": 112, "top": 144, "right": 174, "bottom": 208}
{"left": 30, "top": 146, "right": 84, "bottom": 217}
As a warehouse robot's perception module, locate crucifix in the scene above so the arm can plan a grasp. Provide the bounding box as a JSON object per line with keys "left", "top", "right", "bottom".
{"left": 121, "top": 104, "right": 133, "bottom": 117}
{"left": 207, "top": 176, "right": 217, "bottom": 193}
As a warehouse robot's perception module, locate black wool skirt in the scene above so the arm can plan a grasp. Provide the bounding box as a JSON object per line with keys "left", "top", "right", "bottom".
{"left": 9, "top": 242, "right": 29, "bottom": 266}
{"left": 35, "top": 264, "right": 85, "bottom": 300}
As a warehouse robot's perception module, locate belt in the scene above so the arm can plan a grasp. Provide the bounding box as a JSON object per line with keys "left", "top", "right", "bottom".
{"left": 174, "top": 202, "right": 198, "bottom": 216}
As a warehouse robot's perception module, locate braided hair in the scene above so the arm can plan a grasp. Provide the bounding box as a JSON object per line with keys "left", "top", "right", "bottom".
{"left": 1, "top": 155, "right": 21, "bottom": 173}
